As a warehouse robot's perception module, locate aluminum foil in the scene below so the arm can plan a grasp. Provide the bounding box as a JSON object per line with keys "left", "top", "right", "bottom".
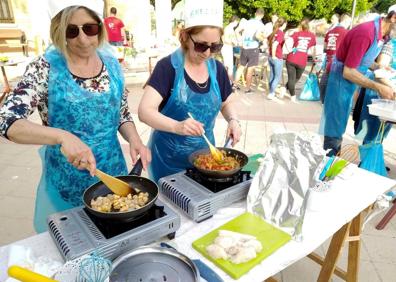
{"left": 247, "top": 132, "right": 326, "bottom": 240}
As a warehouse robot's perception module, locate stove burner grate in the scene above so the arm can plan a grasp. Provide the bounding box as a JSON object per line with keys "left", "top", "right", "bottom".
{"left": 84, "top": 204, "right": 167, "bottom": 239}
{"left": 185, "top": 168, "right": 251, "bottom": 193}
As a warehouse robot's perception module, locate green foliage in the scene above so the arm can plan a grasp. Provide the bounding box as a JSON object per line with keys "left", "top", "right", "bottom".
{"left": 223, "top": 0, "right": 382, "bottom": 26}
{"left": 170, "top": 0, "right": 383, "bottom": 27}
{"left": 373, "top": 0, "right": 393, "bottom": 13}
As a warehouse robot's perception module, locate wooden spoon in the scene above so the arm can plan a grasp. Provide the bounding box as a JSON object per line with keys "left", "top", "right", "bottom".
{"left": 60, "top": 147, "right": 134, "bottom": 197}
{"left": 94, "top": 168, "right": 134, "bottom": 197}
{"left": 187, "top": 112, "right": 224, "bottom": 162}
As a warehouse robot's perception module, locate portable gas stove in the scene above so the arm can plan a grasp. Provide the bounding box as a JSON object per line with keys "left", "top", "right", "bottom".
{"left": 47, "top": 199, "right": 180, "bottom": 261}
{"left": 159, "top": 168, "right": 252, "bottom": 222}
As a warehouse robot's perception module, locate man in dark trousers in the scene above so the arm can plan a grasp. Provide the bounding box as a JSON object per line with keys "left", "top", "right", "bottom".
{"left": 320, "top": 14, "right": 395, "bottom": 156}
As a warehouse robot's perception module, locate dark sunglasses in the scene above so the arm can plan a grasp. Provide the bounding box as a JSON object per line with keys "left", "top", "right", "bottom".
{"left": 188, "top": 34, "right": 223, "bottom": 53}
{"left": 66, "top": 23, "right": 101, "bottom": 39}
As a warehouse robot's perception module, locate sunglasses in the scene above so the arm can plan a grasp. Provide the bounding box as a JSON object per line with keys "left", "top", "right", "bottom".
{"left": 66, "top": 23, "right": 101, "bottom": 39}
{"left": 188, "top": 34, "right": 223, "bottom": 53}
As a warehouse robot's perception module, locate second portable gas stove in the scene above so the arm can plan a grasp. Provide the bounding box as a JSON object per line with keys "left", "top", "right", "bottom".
{"left": 159, "top": 168, "right": 252, "bottom": 222}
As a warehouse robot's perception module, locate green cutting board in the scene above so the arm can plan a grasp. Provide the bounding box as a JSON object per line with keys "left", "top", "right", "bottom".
{"left": 192, "top": 212, "right": 291, "bottom": 279}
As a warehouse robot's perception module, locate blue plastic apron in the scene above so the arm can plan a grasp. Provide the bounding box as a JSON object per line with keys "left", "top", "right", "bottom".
{"left": 355, "top": 38, "right": 396, "bottom": 144}
{"left": 148, "top": 48, "right": 222, "bottom": 182}
{"left": 34, "top": 47, "right": 127, "bottom": 233}
{"left": 319, "top": 17, "right": 383, "bottom": 139}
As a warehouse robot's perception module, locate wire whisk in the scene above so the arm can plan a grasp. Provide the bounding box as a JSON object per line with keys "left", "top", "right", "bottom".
{"left": 338, "top": 143, "right": 360, "bottom": 164}
{"left": 78, "top": 252, "right": 112, "bottom": 282}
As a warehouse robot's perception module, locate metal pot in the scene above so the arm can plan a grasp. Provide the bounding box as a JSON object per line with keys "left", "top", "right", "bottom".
{"left": 188, "top": 147, "right": 249, "bottom": 179}
{"left": 82, "top": 160, "right": 159, "bottom": 222}
{"left": 110, "top": 246, "right": 200, "bottom": 282}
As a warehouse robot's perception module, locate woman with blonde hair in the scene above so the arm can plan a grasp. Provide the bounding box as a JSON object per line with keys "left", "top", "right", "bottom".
{"left": 0, "top": 0, "right": 151, "bottom": 232}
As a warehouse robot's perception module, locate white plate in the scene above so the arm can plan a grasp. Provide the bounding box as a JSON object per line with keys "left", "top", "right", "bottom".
{"left": 368, "top": 103, "right": 396, "bottom": 122}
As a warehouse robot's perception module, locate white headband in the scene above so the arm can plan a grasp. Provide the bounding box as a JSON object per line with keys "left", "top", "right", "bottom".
{"left": 47, "top": 0, "right": 104, "bottom": 19}
{"left": 184, "top": 0, "right": 223, "bottom": 28}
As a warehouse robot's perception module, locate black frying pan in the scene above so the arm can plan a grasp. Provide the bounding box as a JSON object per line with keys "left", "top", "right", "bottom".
{"left": 83, "top": 160, "right": 159, "bottom": 222}
{"left": 188, "top": 147, "right": 248, "bottom": 178}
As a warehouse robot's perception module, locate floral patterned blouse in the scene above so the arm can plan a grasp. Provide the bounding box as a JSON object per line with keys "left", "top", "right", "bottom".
{"left": 0, "top": 55, "right": 133, "bottom": 138}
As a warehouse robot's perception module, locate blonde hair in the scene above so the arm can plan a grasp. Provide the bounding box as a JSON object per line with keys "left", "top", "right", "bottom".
{"left": 50, "top": 6, "right": 107, "bottom": 59}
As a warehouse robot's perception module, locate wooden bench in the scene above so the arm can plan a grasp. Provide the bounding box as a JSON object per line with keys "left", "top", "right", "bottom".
{"left": 0, "top": 28, "right": 29, "bottom": 56}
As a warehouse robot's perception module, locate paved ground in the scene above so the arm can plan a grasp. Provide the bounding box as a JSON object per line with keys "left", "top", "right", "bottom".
{"left": 1, "top": 60, "right": 396, "bottom": 281}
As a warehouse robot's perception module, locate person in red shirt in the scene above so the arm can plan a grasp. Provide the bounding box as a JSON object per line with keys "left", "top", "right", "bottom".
{"left": 267, "top": 17, "right": 287, "bottom": 100}
{"left": 285, "top": 18, "right": 316, "bottom": 101}
{"left": 104, "top": 7, "right": 126, "bottom": 46}
{"left": 320, "top": 15, "right": 395, "bottom": 156}
{"left": 319, "top": 14, "right": 351, "bottom": 103}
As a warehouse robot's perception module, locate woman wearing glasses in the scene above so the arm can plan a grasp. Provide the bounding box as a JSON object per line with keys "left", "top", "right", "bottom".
{"left": 138, "top": 0, "right": 242, "bottom": 182}
{"left": 0, "top": 1, "right": 150, "bottom": 233}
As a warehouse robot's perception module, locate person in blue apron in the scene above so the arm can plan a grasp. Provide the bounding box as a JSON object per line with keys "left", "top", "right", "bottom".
{"left": 138, "top": 0, "right": 242, "bottom": 183}
{"left": 354, "top": 12, "right": 396, "bottom": 144}
{"left": 0, "top": 1, "right": 150, "bottom": 233}
{"left": 319, "top": 16, "right": 395, "bottom": 156}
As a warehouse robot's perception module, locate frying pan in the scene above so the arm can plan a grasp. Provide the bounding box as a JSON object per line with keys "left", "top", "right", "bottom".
{"left": 83, "top": 159, "right": 159, "bottom": 222}
{"left": 188, "top": 147, "right": 248, "bottom": 178}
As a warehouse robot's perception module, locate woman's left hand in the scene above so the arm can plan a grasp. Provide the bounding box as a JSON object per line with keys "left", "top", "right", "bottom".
{"left": 130, "top": 142, "right": 152, "bottom": 170}
{"left": 227, "top": 119, "right": 242, "bottom": 146}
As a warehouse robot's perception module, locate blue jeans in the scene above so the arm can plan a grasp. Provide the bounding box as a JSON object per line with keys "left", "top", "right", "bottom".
{"left": 268, "top": 57, "right": 283, "bottom": 93}
{"left": 109, "top": 41, "right": 123, "bottom": 46}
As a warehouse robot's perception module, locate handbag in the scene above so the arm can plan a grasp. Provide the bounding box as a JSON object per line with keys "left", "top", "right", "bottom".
{"left": 358, "top": 121, "right": 388, "bottom": 177}
{"left": 299, "top": 67, "right": 320, "bottom": 101}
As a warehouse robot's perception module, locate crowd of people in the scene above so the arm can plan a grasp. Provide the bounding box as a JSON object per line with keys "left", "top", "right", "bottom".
{"left": 0, "top": 0, "right": 395, "bottom": 234}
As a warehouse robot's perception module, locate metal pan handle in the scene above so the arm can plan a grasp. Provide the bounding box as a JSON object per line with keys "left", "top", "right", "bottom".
{"left": 224, "top": 136, "right": 233, "bottom": 148}
{"left": 129, "top": 158, "right": 143, "bottom": 176}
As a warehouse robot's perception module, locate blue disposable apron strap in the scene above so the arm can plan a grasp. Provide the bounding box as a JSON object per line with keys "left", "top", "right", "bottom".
{"left": 148, "top": 48, "right": 222, "bottom": 182}
{"left": 34, "top": 46, "right": 127, "bottom": 233}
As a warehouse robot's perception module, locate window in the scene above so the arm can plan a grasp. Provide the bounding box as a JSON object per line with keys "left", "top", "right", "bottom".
{"left": 0, "top": 0, "right": 14, "bottom": 23}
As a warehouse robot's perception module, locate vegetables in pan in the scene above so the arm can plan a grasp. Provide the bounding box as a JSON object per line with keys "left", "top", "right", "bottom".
{"left": 194, "top": 151, "right": 240, "bottom": 171}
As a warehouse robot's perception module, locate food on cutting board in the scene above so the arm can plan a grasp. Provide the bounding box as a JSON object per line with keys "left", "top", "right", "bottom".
{"left": 91, "top": 191, "right": 149, "bottom": 212}
{"left": 194, "top": 152, "right": 240, "bottom": 171}
{"left": 206, "top": 230, "right": 262, "bottom": 264}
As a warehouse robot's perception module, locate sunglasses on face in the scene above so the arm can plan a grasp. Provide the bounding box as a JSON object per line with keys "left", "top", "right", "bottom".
{"left": 188, "top": 34, "right": 223, "bottom": 53}
{"left": 66, "top": 23, "right": 101, "bottom": 39}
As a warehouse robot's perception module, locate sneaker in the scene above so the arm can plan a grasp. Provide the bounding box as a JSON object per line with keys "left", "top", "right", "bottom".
{"left": 291, "top": 95, "right": 297, "bottom": 103}
{"left": 245, "top": 88, "right": 253, "bottom": 94}
{"left": 278, "top": 87, "right": 286, "bottom": 99}
{"left": 267, "top": 93, "right": 275, "bottom": 100}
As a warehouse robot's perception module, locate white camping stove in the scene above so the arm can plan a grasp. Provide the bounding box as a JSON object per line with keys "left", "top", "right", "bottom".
{"left": 47, "top": 199, "right": 180, "bottom": 261}
{"left": 158, "top": 168, "right": 252, "bottom": 222}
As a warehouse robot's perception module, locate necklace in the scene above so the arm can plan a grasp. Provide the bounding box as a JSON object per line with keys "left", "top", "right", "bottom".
{"left": 195, "top": 79, "right": 209, "bottom": 89}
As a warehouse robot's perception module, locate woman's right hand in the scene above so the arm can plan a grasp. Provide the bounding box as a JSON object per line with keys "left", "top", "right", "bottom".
{"left": 59, "top": 132, "right": 96, "bottom": 176}
{"left": 175, "top": 118, "right": 205, "bottom": 136}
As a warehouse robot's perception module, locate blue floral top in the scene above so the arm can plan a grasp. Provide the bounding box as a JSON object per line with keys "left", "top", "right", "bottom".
{"left": 0, "top": 55, "right": 133, "bottom": 138}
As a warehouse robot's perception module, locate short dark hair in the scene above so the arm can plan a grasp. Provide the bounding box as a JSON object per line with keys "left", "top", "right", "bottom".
{"left": 110, "top": 7, "right": 117, "bottom": 14}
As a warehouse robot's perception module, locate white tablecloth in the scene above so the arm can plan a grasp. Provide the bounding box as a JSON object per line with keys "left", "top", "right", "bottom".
{"left": 1, "top": 166, "right": 395, "bottom": 282}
